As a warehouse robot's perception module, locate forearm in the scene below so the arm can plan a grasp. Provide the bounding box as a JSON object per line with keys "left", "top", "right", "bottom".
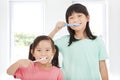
{"left": 7, "top": 61, "right": 20, "bottom": 75}
{"left": 7, "top": 59, "right": 33, "bottom": 75}
{"left": 48, "top": 28, "right": 58, "bottom": 38}
{"left": 99, "top": 60, "right": 109, "bottom": 80}
{"left": 48, "top": 21, "right": 65, "bottom": 38}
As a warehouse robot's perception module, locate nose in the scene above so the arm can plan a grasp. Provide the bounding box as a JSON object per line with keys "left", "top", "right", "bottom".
{"left": 73, "top": 17, "right": 79, "bottom": 23}
{"left": 40, "top": 51, "right": 46, "bottom": 56}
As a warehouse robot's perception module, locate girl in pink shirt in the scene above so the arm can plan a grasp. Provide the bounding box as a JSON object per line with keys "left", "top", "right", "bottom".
{"left": 7, "top": 35, "right": 64, "bottom": 80}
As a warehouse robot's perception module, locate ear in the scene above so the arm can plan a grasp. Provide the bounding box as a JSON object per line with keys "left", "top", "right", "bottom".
{"left": 53, "top": 48, "right": 56, "bottom": 55}
{"left": 87, "top": 15, "right": 90, "bottom": 22}
{"left": 31, "top": 49, "right": 35, "bottom": 57}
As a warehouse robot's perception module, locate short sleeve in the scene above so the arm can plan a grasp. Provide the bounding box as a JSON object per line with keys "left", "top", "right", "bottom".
{"left": 54, "top": 35, "right": 69, "bottom": 52}
{"left": 57, "top": 69, "right": 64, "bottom": 80}
{"left": 54, "top": 38, "right": 63, "bottom": 51}
{"left": 97, "top": 37, "right": 108, "bottom": 60}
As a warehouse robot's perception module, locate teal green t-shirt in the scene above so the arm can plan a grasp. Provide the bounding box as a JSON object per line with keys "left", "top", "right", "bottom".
{"left": 55, "top": 35, "right": 108, "bottom": 80}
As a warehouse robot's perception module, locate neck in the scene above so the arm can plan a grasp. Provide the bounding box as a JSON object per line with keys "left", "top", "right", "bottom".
{"left": 75, "top": 31, "right": 87, "bottom": 39}
{"left": 39, "top": 63, "right": 52, "bottom": 69}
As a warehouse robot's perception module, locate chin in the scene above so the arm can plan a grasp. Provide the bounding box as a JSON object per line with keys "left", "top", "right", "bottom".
{"left": 40, "top": 61, "right": 49, "bottom": 64}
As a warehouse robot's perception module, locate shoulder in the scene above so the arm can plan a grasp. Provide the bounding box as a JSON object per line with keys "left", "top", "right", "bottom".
{"left": 96, "top": 36, "right": 103, "bottom": 40}
{"left": 54, "top": 35, "right": 70, "bottom": 44}
{"left": 51, "top": 66, "right": 63, "bottom": 75}
{"left": 56, "top": 35, "right": 70, "bottom": 40}
{"left": 52, "top": 66, "right": 64, "bottom": 79}
{"left": 52, "top": 66, "right": 60, "bottom": 70}
{"left": 52, "top": 66, "right": 62, "bottom": 72}
{"left": 93, "top": 36, "right": 106, "bottom": 48}
{"left": 95, "top": 36, "right": 105, "bottom": 43}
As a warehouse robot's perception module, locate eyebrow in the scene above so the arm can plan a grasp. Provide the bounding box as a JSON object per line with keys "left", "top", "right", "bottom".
{"left": 36, "top": 47, "right": 52, "bottom": 49}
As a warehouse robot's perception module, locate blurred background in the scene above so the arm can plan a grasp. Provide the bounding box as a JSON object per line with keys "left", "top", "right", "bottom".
{"left": 0, "top": 0, "right": 120, "bottom": 79}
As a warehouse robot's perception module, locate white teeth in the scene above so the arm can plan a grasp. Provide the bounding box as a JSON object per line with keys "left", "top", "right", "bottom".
{"left": 40, "top": 57, "right": 46, "bottom": 61}
{"left": 33, "top": 57, "right": 47, "bottom": 62}
{"left": 72, "top": 23, "right": 80, "bottom": 26}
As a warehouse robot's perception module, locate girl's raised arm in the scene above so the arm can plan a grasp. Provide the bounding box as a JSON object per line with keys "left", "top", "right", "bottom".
{"left": 7, "top": 59, "right": 33, "bottom": 75}
{"left": 49, "top": 21, "right": 65, "bottom": 38}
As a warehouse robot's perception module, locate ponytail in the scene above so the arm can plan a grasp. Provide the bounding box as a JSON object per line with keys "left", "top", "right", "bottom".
{"left": 28, "top": 44, "right": 35, "bottom": 61}
{"left": 51, "top": 45, "right": 60, "bottom": 68}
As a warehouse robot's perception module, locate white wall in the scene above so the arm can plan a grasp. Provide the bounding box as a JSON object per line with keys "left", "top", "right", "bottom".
{"left": 0, "top": 0, "right": 10, "bottom": 79}
{"left": 108, "top": 0, "right": 120, "bottom": 79}
{"left": 44, "top": 0, "right": 71, "bottom": 39}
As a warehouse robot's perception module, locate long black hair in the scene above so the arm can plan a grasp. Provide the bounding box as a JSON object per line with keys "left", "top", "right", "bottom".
{"left": 28, "top": 35, "right": 59, "bottom": 68}
{"left": 66, "top": 3, "right": 96, "bottom": 46}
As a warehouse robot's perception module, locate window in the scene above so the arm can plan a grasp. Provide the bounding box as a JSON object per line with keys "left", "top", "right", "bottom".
{"left": 9, "top": 0, "right": 45, "bottom": 63}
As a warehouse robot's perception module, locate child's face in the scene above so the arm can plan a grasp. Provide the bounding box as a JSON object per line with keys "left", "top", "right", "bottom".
{"left": 68, "top": 12, "right": 89, "bottom": 32}
{"left": 32, "top": 40, "right": 54, "bottom": 64}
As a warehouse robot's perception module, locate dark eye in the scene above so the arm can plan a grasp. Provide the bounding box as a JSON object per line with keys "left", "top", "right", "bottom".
{"left": 46, "top": 49, "right": 50, "bottom": 51}
{"left": 78, "top": 15, "right": 81, "bottom": 17}
{"left": 37, "top": 49, "right": 41, "bottom": 52}
{"left": 69, "top": 16, "right": 73, "bottom": 19}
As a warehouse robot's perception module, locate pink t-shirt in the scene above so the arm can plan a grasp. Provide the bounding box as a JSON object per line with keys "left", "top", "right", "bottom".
{"left": 14, "top": 63, "right": 64, "bottom": 80}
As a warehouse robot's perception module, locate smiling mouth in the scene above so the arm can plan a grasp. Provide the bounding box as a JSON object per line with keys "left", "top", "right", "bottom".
{"left": 33, "top": 57, "right": 47, "bottom": 62}
{"left": 40, "top": 57, "right": 47, "bottom": 61}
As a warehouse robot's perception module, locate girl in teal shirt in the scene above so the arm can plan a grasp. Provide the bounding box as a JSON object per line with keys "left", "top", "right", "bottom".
{"left": 49, "top": 3, "right": 108, "bottom": 80}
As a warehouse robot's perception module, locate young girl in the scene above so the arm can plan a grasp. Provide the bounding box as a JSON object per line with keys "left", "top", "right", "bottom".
{"left": 49, "top": 3, "right": 108, "bottom": 80}
{"left": 7, "top": 35, "right": 64, "bottom": 80}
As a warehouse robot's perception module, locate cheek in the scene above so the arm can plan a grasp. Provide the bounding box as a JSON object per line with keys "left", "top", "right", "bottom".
{"left": 47, "top": 53, "right": 54, "bottom": 58}
{"left": 83, "top": 18, "right": 89, "bottom": 23}
{"left": 33, "top": 53, "right": 40, "bottom": 59}
{"left": 48, "top": 53, "right": 53, "bottom": 57}
{"left": 68, "top": 19, "right": 74, "bottom": 23}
